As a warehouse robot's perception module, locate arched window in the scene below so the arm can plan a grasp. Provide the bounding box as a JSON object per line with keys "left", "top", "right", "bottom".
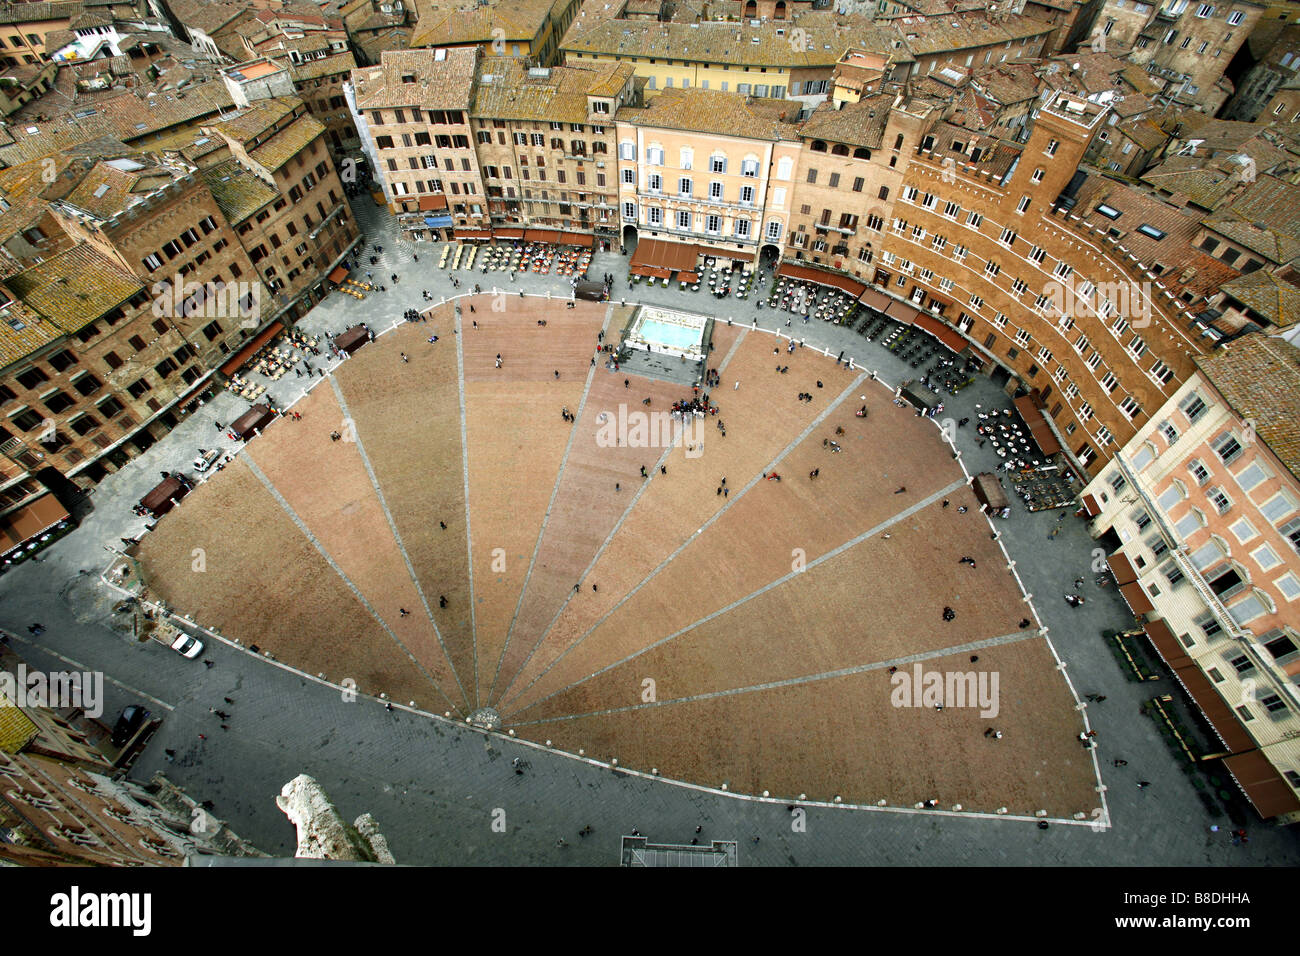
{"left": 810, "top": 140, "right": 828, "bottom": 152}
{"left": 853, "top": 146, "right": 870, "bottom": 159}
{"left": 774, "top": 0, "right": 786, "bottom": 18}
{"left": 894, "top": 133, "right": 904, "bottom": 150}
{"left": 831, "top": 143, "right": 849, "bottom": 156}
{"left": 744, "top": 0, "right": 756, "bottom": 16}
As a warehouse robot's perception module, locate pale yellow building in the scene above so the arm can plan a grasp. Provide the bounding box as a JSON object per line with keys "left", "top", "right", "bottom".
{"left": 616, "top": 88, "right": 803, "bottom": 266}
{"left": 1083, "top": 333, "right": 1300, "bottom": 823}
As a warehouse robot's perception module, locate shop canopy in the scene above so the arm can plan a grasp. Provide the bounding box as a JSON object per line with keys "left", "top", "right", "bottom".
{"left": 1118, "top": 580, "right": 1155, "bottom": 616}
{"left": 219, "top": 321, "right": 284, "bottom": 377}
{"left": 860, "top": 288, "right": 892, "bottom": 313}
{"left": 629, "top": 239, "right": 699, "bottom": 274}
{"left": 1223, "top": 749, "right": 1300, "bottom": 819}
{"left": 696, "top": 245, "right": 754, "bottom": 263}
{"left": 0, "top": 494, "right": 70, "bottom": 556}
{"left": 1013, "top": 394, "right": 1062, "bottom": 457}
{"left": 776, "top": 262, "right": 866, "bottom": 298}
{"left": 884, "top": 299, "right": 922, "bottom": 325}
{"left": 1144, "top": 618, "right": 1255, "bottom": 754}
{"left": 1106, "top": 551, "right": 1139, "bottom": 585}
{"left": 914, "top": 312, "right": 969, "bottom": 354}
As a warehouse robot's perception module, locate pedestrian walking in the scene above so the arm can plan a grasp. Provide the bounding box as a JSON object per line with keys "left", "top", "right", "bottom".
{"left": 440, "top": 521, "right": 447, "bottom": 530}
{"left": 1113, "top": 758, "right": 1128, "bottom": 767}
{"left": 439, "top": 596, "right": 447, "bottom": 608}
{"left": 224, "top": 697, "right": 234, "bottom": 705}
{"left": 1137, "top": 780, "right": 1151, "bottom": 789}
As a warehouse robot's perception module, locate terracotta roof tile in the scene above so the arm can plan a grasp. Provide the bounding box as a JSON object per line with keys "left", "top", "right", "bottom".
{"left": 472, "top": 59, "right": 632, "bottom": 124}
{"left": 621, "top": 87, "right": 801, "bottom": 140}
{"left": 2, "top": 243, "right": 143, "bottom": 333}
{"left": 1195, "top": 333, "right": 1300, "bottom": 478}
{"left": 561, "top": 11, "right": 908, "bottom": 69}
{"left": 1219, "top": 269, "right": 1300, "bottom": 330}
{"left": 200, "top": 158, "right": 278, "bottom": 224}
{"left": 351, "top": 47, "right": 479, "bottom": 111}
{"left": 411, "top": 0, "right": 561, "bottom": 47}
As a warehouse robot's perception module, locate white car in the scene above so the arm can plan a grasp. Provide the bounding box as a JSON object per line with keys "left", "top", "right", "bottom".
{"left": 193, "top": 449, "right": 220, "bottom": 473}
{"left": 170, "top": 632, "right": 204, "bottom": 659}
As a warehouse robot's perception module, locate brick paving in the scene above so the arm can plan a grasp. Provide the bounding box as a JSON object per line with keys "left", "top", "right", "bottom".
{"left": 3, "top": 197, "right": 1297, "bottom": 864}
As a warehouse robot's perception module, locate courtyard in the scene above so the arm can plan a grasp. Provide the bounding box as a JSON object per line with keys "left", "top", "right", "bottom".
{"left": 4, "top": 198, "right": 1295, "bottom": 862}
{"left": 132, "top": 285, "right": 1098, "bottom": 817}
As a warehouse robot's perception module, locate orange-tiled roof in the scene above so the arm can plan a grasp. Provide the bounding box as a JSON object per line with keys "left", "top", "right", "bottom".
{"left": 351, "top": 47, "right": 479, "bottom": 111}
{"left": 621, "top": 87, "right": 802, "bottom": 141}
{"left": 1196, "top": 333, "right": 1300, "bottom": 479}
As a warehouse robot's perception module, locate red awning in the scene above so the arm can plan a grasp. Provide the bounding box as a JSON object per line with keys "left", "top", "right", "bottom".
{"left": 1107, "top": 551, "right": 1138, "bottom": 585}
{"left": 524, "top": 228, "right": 564, "bottom": 243}
{"left": 630, "top": 238, "right": 699, "bottom": 273}
{"left": 1222, "top": 750, "right": 1300, "bottom": 819}
{"left": 560, "top": 231, "right": 594, "bottom": 247}
{"left": 455, "top": 228, "right": 491, "bottom": 240}
{"left": 0, "top": 494, "right": 70, "bottom": 555}
{"left": 632, "top": 264, "right": 672, "bottom": 279}
{"left": 884, "top": 299, "right": 921, "bottom": 324}
{"left": 913, "top": 312, "right": 969, "bottom": 354}
{"left": 219, "top": 321, "right": 284, "bottom": 377}
{"left": 1081, "top": 493, "right": 1101, "bottom": 517}
{"left": 328, "top": 265, "right": 348, "bottom": 284}
{"left": 776, "top": 262, "right": 866, "bottom": 297}
{"left": 494, "top": 228, "right": 525, "bottom": 240}
{"left": 1145, "top": 618, "right": 1192, "bottom": 669}
{"left": 1143, "top": 618, "right": 1257, "bottom": 754}
{"left": 696, "top": 245, "right": 755, "bottom": 263}
{"left": 860, "top": 288, "right": 891, "bottom": 312}
{"left": 1013, "top": 394, "right": 1062, "bottom": 457}
{"left": 679, "top": 271, "right": 700, "bottom": 283}
{"left": 1118, "top": 581, "right": 1154, "bottom": 616}
{"left": 418, "top": 194, "right": 448, "bottom": 211}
